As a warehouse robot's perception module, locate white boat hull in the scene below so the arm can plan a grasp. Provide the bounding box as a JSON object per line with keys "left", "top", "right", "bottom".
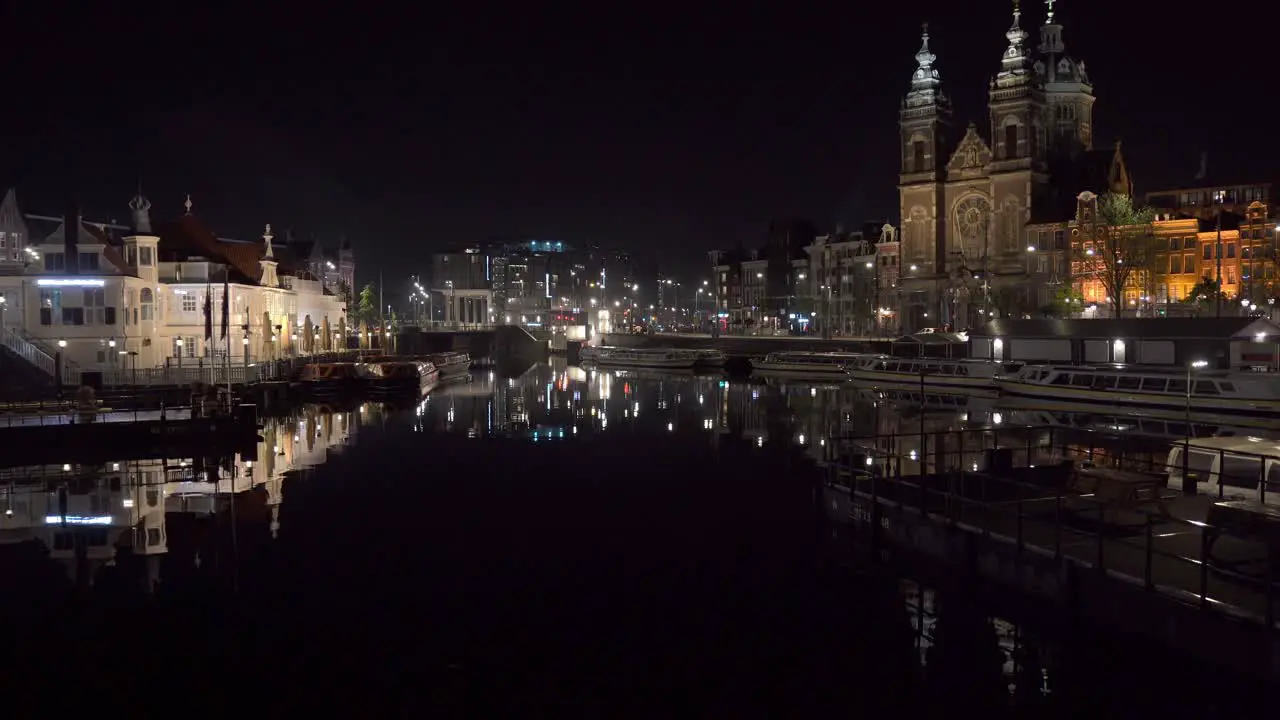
{"left": 751, "top": 361, "right": 848, "bottom": 375}
{"left": 996, "top": 378, "right": 1280, "bottom": 414}
{"left": 592, "top": 356, "right": 698, "bottom": 369}
{"left": 845, "top": 369, "right": 998, "bottom": 391}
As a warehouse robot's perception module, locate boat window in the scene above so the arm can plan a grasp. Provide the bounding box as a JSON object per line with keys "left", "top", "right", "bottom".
{"left": 1193, "top": 381, "right": 1219, "bottom": 396}
{"left": 1092, "top": 375, "right": 1115, "bottom": 389}
{"left": 1218, "top": 382, "right": 1236, "bottom": 393}
{"left": 955, "top": 366, "right": 968, "bottom": 376}
{"left": 1071, "top": 375, "right": 1093, "bottom": 387}
{"left": 1221, "top": 454, "right": 1264, "bottom": 489}
{"left": 1166, "top": 379, "right": 1187, "bottom": 394}
{"left": 1140, "top": 378, "right": 1167, "bottom": 392}
{"left": 1116, "top": 377, "right": 1140, "bottom": 390}
{"left": 1051, "top": 373, "right": 1072, "bottom": 385}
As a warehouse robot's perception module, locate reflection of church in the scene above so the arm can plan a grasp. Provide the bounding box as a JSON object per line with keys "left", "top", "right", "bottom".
{"left": 897, "top": 2, "right": 1130, "bottom": 331}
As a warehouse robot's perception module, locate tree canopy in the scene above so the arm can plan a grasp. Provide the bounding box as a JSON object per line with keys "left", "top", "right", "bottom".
{"left": 1081, "top": 193, "right": 1158, "bottom": 317}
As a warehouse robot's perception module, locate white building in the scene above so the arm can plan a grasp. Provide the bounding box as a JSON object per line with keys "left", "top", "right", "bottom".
{"left": 0, "top": 192, "right": 347, "bottom": 384}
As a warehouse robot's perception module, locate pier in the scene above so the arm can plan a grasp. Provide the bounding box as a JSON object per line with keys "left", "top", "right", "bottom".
{"left": 825, "top": 424, "right": 1280, "bottom": 681}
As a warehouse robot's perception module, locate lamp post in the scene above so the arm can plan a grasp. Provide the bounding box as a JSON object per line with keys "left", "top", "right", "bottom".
{"left": 175, "top": 337, "right": 184, "bottom": 374}
{"left": 1183, "top": 359, "right": 1208, "bottom": 494}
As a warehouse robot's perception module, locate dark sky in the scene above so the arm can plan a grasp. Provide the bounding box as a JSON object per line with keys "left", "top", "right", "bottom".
{"left": 2, "top": 2, "right": 1274, "bottom": 286}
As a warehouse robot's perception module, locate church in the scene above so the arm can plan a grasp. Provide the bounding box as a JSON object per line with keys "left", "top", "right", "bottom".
{"left": 897, "top": 1, "right": 1131, "bottom": 331}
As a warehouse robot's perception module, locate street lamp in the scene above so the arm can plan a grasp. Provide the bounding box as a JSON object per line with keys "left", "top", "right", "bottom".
{"left": 1182, "top": 359, "right": 1209, "bottom": 494}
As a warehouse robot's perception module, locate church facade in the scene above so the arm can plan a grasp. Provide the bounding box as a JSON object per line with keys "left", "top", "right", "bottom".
{"left": 897, "top": 1, "right": 1129, "bottom": 331}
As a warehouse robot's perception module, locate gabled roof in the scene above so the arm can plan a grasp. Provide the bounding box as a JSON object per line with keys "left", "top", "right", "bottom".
{"left": 154, "top": 214, "right": 262, "bottom": 285}
{"left": 971, "top": 317, "right": 1280, "bottom": 340}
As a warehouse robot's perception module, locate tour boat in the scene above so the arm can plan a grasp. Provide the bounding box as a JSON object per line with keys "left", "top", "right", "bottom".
{"left": 428, "top": 351, "right": 472, "bottom": 379}
{"left": 296, "top": 363, "right": 366, "bottom": 396}
{"left": 842, "top": 354, "right": 1022, "bottom": 393}
{"left": 361, "top": 360, "right": 439, "bottom": 396}
{"left": 580, "top": 346, "right": 699, "bottom": 369}
{"left": 750, "top": 351, "right": 863, "bottom": 376}
{"left": 997, "top": 364, "right": 1280, "bottom": 414}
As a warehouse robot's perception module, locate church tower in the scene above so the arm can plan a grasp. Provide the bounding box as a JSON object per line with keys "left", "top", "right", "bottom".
{"left": 986, "top": 1, "right": 1047, "bottom": 258}
{"left": 898, "top": 23, "right": 953, "bottom": 273}
{"left": 1036, "top": 0, "right": 1094, "bottom": 154}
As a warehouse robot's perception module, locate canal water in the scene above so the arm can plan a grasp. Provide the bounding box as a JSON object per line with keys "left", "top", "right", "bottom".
{"left": 0, "top": 360, "right": 1270, "bottom": 715}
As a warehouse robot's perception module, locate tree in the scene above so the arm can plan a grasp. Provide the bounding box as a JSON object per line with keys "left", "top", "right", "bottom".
{"left": 1039, "top": 285, "right": 1084, "bottom": 318}
{"left": 1078, "top": 193, "right": 1158, "bottom": 318}
{"left": 1183, "top": 276, "right": 1225, "bottom": 315}
{"left": 355, "top": 283, "right": 377, "bottom": 327}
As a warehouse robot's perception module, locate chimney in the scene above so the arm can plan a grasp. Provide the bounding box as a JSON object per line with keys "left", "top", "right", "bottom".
{"left": 64, "top": 201, "right": 81, "bottom": 274}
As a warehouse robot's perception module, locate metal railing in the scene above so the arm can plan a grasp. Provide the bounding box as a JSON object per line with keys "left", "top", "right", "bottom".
{"left": 0, "top": 327, "right": 80, "bottom": 385}
{"left": 831, "top": 425, "right": 1279, "bottom": 630}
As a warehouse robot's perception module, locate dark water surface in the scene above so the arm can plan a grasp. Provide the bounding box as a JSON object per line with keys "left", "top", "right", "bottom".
{"left": 0, "top": 362, "right": 1270, "bottom": 715}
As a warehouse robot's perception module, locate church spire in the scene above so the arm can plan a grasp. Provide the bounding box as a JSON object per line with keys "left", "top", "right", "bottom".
{"left": 1041, "top": 0, "right": 1065, "bottom": 55}
{"left": 995, "top": 1, "right": 1032, "bottom": 88}
{"left": 905, "top": 23, "right": 948, "bottom": 113}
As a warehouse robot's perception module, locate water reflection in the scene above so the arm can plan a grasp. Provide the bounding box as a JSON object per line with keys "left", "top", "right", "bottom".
{"left": 0, "top": 405, "right": 358, "bottom": 587}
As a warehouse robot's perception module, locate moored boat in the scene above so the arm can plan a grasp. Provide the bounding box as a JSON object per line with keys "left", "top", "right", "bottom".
{"left": 692, "top": 349, "right": 727, "bottom": 368}
{"left": 751, "top": 351, "right": 863, "bottom": 376}
{"left": 361, "top": 360, "right": 439, "bottom": 396}
{"left": 580, "top": 346, "right": 699, "bottom": 369}
{"left": 997, "top": 364, "right": 1280, "bottom": 414}
{"left": 843, "top": 354, "right": 1021, "bottom": 392}
{"left": 296, "top": 363, "right": 365, "bottom": 396}
{"left": 429, "top": 351, "right": 472, "bottom": 379}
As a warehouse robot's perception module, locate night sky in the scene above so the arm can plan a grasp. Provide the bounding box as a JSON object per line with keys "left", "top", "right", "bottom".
{"left": 3, "top": 2, "right": 1274, "bottom": 287}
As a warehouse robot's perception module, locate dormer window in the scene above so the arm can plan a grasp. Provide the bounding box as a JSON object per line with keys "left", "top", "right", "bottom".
{"left": 139, "top": 247, "right": 153, "bottom": 266}
{"left": 79, "top": 252, "right": 99, "bottom": 271}
{"left": 127, "top": 246, "right": 137, "bottom": 266}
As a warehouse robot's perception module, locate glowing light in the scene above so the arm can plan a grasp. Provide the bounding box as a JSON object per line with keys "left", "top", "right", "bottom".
{"left": 45, "top": 515, "right": 112, "bottom": 525}
{"left": 37, "top": 278, "right": 105, "bottom": 287}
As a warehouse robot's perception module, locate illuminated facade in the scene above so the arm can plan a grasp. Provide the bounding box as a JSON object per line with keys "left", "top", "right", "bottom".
{"left": 0, "top": 193, "right": 345, "bottom": 376}
{"left": 896, "top": 3, "right": 1135, "bottom": 330}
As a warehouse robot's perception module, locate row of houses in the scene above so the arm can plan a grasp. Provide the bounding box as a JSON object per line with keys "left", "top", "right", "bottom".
{"left": 708, "top": 181, "right": 1279, "bottom": 337}
{"left": 0, "top": 190, "right": 349, "bottom": 381}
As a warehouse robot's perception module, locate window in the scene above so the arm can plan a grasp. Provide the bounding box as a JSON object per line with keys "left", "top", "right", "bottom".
{"left": 171, "top": 337, "right": 182, "bottom": 358}
{"left": 139, "top": 246, "right": 153, "bottom": 266}
{"left": 1169, "top": 255, "right": 1183, "bottom": 274}
{"left": 62, "top": 307, "right": 84, "bottom": 325}
{"left": 127, "top": 246, "right": 137, "bottom": 266}
{"left": 1004, "top": 124, "right": 1018, "bottom": 158}
{"left": 1227, "top": 243, "right": 1237, "bottom": 259}
{"left": 1169, "top": 237, "right": 1180, "bottom": 251}
{"left": 1203, "top": 244, "right": 1213, "bottom": 260}
{"left": 140, "top": 288, "right": 154, "bottom": 321}
{"left": 83, "top": 288, "right": 107, "bottom": 324}
{"left": 181, "top": 293, "right": 197, "bottom": 313}
{"left": 1183, "top": 254, "right": 1195, "bottom": 273}
{"left": 0, "top": 232, "right": 5, "bottom": 248}
{"left": 78, "top": 252, "right": 99, "bottom": 270}
{"left": 912, "top": 140, "right": 926, "bottom": 172}
{"left": 45, "top": 252, "right": 65, "bottom": 271}
{"left": 39, "top": 289, "right": 60, "bottom": 325}
{"left": 1227, "top": 267, "right": 1236, "bottom": 285}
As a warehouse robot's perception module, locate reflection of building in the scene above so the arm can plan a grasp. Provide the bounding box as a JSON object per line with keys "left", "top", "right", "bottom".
{"left": 0, "top": 407, "right": 356, "bottom": 588}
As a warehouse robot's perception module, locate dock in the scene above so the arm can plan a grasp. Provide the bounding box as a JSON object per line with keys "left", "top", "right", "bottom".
{"left": 824, "top": 425, "right": 1280, "bottom": 682}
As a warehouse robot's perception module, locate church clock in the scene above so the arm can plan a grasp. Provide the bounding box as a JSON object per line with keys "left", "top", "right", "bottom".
{"left": 955, "top": 196, "right": 992, "bottom": 244}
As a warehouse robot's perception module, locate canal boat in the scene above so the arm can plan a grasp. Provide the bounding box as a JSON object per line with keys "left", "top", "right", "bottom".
{"left": 692, "top": 349, "right": 727, "bottom": 368}
{"left": 996, "top": 364, "right": 1280, "bottom": 414}
{"left": 428, "top": 351, "right": 472, "bottom": 379}
{"left": 361, "top": 360, "right": 439, "bottom": 396}
{"left": 580, "top": 346, "right": 699, "bottom": 369}
{"left": 1166, "top": 436, "right": 1280, "bottom": 506}
{"left": 843, "top": 354, "right": 1022, "bottom": 392}
{"left": 295, "top": 362, "right": 366, "bottom": 397}
{"left": 750, "top": 351, "right": 863, "bottom": 376}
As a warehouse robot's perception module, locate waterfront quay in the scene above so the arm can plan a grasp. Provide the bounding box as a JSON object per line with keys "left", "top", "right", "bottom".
{"left": 823, "top": 424, "right": 1280, "bottom": 682}
{"left": 602, "top": 331, "right": 887, "bottom": 359}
